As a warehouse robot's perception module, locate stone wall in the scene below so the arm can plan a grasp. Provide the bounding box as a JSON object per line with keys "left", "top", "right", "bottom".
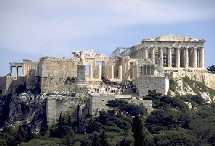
{"left": 46, "top": 96, "right": 83, "bottom": 125}
{"left": 87, "top": 94, "right": 153, "bottom": 116}
{"left": 39, "top": 57, "right": 80, "bottom": 93}
{"left": 40, "top": 76, "right": 76, "bottom": 93}
{"left": 89, "top": 95, "right": 115, "bottom": 116}
{"left": 39, "top": 57, "right": 79, "bottom": 77}
{"left": 135, "top": 76, "right": 169, "bottom": 97}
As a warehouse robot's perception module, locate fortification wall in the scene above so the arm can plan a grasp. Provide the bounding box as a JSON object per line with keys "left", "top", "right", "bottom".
{"left": 39, "top": 57, "right": 80, "bottom": 93}
{"left": 87, "top": 94, "right": 153, "bottom": 116}
{"left": 41, "top": 77, "right": 76, "bottom": 93}
{"left": 46, "top": 96, "right": 83, "bottom": 125}
{"left": 39, "top": 57, "right": 79, "bottom": 77}
{"left": 135, "top": 76, "right": 169, "bottom": 97}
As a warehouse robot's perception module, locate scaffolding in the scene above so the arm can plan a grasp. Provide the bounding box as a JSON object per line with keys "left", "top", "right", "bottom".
{"left": 111, "top": 47, "right": 130, "bottom": 58}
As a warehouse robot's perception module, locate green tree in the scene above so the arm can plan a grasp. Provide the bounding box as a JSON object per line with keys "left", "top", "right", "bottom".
{"left": 58, "top": 112, "right": 63, "bottom": 137}
{"left": 119, "top": 136, "right": 134, "bottom": 146}
{"left": 107, "top": 99, "right": 146, "bottom": 116}
{"left": 40, "top": 117, "right": 48, "bottom": 136}
{"left": 99, "top": 131, "right": 109, "bottom": 146}
{"left": 153, "top": 129, "right": 197, "bottom": 145}
{"left": 146, "top": 108, "right": 180, "bottom": 133}
{"left": 92, "top": 132, "right": 100, "bottom": 146}
{"left": 68, "top": 115, "right": 72, "bottom": 126}
{"left": 132, "top": 116, "right": 144, "bottom": 146}
{"left": 207, "top": 65, "right": 215, "bottom": 73}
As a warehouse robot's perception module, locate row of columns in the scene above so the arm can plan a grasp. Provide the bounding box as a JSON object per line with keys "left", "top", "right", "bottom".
{"left": 138, "top": 47, "right": 204, "bottom": 68}
{"left": 10, "top": 66, "right": 22, "bottom": 78}
{"left": 141, "top": 65, "right": 155, "bottom": 76}
{"left": 88, "top": 65, "right": 102, "bottom": 80}
{"left": 109, "top": 65, "right": 122, "bottom": 80}
{"left": 87, "top": 64, "right": 123, "bottom": 81}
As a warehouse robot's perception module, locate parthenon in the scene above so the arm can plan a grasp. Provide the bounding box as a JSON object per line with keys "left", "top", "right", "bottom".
{"left": 129, "top": 34, "right": 205, "bottom": 70}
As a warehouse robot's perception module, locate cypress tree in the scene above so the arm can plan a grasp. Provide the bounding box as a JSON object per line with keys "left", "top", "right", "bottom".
{"left": 58, "top": 112, "right": 63, "bottom": 137}
{"left": 132, "top": 116, "right": 144, "bottom": 146}
{"left": 40, "top": 117, "right": 48, "bottom": 136}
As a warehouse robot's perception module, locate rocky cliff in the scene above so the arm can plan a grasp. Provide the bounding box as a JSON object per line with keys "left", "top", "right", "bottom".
{"left": 0, "top": 93, "right": 46, "bottom": 133}
{"left": 169, "top": 76, "right": 215, "bottom": 103}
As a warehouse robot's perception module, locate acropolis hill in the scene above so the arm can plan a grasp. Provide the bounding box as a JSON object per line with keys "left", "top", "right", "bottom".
{"left": 1, "top": 35, "right": 215, "bottom": 125}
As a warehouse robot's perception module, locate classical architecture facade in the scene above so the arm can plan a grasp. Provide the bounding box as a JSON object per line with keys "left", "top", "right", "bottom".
{"left": 130, "top": 35, "right": 205, "bottom": 70}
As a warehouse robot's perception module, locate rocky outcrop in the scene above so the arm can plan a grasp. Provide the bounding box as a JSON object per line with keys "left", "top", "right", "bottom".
{"left": 4, "top": 93, "right": 46, "bottom": 133}
{"left": 169, "top": 77, "right": 215, "bottom": 103}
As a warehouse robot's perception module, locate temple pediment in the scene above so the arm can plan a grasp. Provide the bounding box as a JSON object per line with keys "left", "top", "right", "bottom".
{"left": 143, "top": 34, "right": 204, "bottom": 42}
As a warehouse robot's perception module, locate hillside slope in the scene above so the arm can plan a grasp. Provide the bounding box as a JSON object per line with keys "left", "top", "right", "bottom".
{"left": 169, "top": 76, "right": 215, "bottom": 103}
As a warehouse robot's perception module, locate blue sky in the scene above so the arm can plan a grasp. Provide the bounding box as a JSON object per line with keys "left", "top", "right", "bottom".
{"left": 0, "top": 0, "right": 215, "bottom": 76}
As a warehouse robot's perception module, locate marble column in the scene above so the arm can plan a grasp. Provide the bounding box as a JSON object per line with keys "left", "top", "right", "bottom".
{"left": 16, "top": 67, "right": 19, "bottom": 78}
{"left": 159, "top": 48, "right": 163, "bottom": 67}
{"left": 118, "top": 65, "right": 122, "bottom": 80}
{"left": 130, "top": 64, "right": 134, "bottom": 80}
{"left": 143, "top": 65, "right": 147, "bottom": 75}
{"left": 143, "top": 48, "right": 148, "bottom": 59}
{"left": 193, "top": 48, "right": 197, "bottom": 68}
{"left": 168, "top": 48, "right": 172, "bottom": 67}
{"left": 184, "top": 48, "right": 189, "bottom": 68}
{"left": 111, "top": 65, "right": 114, "bottom": 80}
{"left": 98, "top": 65, "right": 101, "bottom": 79}
{"left": 151, "top": 48, "right": 155, "bottom": 64}
{"left": 135, "top": 65, "right": 139, "bottom": 78}
{"left": 176, "top": 48, "right": 180, "bottom": 68}
{"left": 199, "top": 47, "right": 204, "bottom": 68}
{"left": 10, "top": 67, "right": 12, "bottom": 76}
{"left": 142, "top": 49, "right": 144, "bottom": 59}
{"left": 151, "top": 65, "right": 154, "bottom": 75}
{"left": 89, "top": 65, "right": 93, "bottom": 79}
{"left": 140, "top": 66, "right": 143, "bottom": 76}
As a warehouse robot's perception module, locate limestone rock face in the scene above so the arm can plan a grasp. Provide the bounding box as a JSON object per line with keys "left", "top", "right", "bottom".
{"left": 4, "top": 93, "right": 46, "bottom": 133}
{"left": 169, "top": 78, "right": 214, "bottom": 103}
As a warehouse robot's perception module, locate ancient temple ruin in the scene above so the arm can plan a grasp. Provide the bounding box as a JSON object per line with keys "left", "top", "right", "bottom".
{"left": 0, "top": 35, "right": 208, "bottom": 97}
{"left": 130, "top": 35, "right": 205, "bottom": 70}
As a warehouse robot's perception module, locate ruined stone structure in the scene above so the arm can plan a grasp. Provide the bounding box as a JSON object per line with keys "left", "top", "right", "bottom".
{"left": 88, "top": 94, "right": 153, "bottom": 116}
{"left": 9, "top": 59, "right": 38, "bottom": 77}
{"left": 72, "top": 50, "right": 108, "bottom": 80}
{"left": 0, "top": 35, "right": 210, "bottom": 97}
{"left": 130, "top": 35, "right": 205, "bottom": 70}
{"left": 46, "top": 96, "right": 83, "bottom": 125}
{"left": 107, "top": 35, "right": 206, "bottom": 96}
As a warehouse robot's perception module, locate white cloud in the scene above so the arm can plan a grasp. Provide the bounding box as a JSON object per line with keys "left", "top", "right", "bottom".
{"left": 0, "top": 0, "right": 215, "bottom": 56}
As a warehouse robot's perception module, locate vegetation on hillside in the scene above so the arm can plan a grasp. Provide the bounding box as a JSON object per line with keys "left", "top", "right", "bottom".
{"left": 1, "top": 93, "right": 215, "bottom": 145}
{"left": 182, "top": 76, "right": 215, "bottom": 101}
{"left": 207, "top": 65, "right": 215, "bottom": 73}
{"left": 168, "top": 76, "right": 215, "bottom": 102}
